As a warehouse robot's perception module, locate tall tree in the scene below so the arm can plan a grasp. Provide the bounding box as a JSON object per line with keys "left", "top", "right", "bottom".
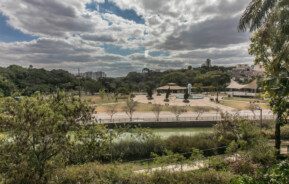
{"left": 0, "top": 92, "right": 92, "bottom": 183}
{"left": 170, "top": 106, "right": 187, "bottom": 121}
{"left": 123, "top": 98, "right": 137, "bottom": 122}
{"left": 152, "top": 104, "right": 162, "bottom": 122}
{"left": 239, "top": 0, "right": 289, "bottom": 155}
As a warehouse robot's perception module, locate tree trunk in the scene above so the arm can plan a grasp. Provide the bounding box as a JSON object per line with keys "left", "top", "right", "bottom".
{"left": 275, "top": 113, "right": 282, "bottom": 156}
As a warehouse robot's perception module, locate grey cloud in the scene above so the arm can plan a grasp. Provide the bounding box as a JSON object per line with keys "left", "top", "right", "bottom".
{"left": 81, "top": 34, "right": 117, "bottom": 42}
{"left": 0, "top": 0, "right": 96, "bottom": 37}
{"left": 158, "top": 16, "right": 249, "bottom": 50}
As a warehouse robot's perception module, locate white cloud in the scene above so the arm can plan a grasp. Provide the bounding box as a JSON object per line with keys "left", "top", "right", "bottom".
{"left": 0, "top": 0, "right": 253, "bottom": 76}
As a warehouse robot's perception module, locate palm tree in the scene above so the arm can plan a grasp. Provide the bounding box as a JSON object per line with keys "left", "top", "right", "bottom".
{"left": 238, "top": 0, "right": 278, "bottom": 31}
{"left": 239, "top": 0, "right": 289, "bottom": 156}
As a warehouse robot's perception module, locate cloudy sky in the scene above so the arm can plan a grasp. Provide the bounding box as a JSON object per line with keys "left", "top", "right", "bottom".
{"left": 0, "top": 0, "right": 252, "bottom": 77}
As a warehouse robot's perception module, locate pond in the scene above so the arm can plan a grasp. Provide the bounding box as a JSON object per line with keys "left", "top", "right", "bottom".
{"left": 151, "top": 127, "right": 212, "bottom": 139}
{"left": 116, "top": 127, "right": 213, "bottom": 141}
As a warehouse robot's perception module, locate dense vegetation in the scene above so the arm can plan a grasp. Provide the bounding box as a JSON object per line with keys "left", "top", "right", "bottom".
{"left": 1, "top": 93, "right": 288, "bottom": 184}
{"left": 0, "top": 65, "right": 231, "bottom": 96}
{"left": 103, "top": 66, "right": 231, "bottom": 94}
{"left": 0, "top": 65, "right": 101, "bottom": 96}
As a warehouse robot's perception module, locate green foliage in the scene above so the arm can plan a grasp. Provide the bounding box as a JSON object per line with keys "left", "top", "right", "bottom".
{"left": 281, "top": 125, "right": 289, "bottom": 139}
{"left": 152, "top": 149, "right": 186, "bottom": 166}
{"left": 244, "top": 0, "right": 289, "bottom": 154}
{"left": 0, "top": 65, "right": 232, "bottom": 97}
{"left": 208, "top": 156, "right": 229, "bottom": 171}
{"left": 123, "top": 98, "right": 137, "bottom": 122}
{"left": 244, "top": 138, "right": 276, "bottom": 166}
{"left": 67, "top": 124, "right": 111, "bottom": 164}
{"left": 215, "top": 115, "right": 262, "bottom": 147}
{"left": 0, "top": 92, "right": 92, "bottom": 183}
{"left": 234, "top": 160, "right": 289, "bottom": 184}
{"left": 52, "top": 163, "right": 237, "bottom": 184}
{"left": 0, "top": 65, "right": 102, "bottom": 96}
{"left": 183, "top": 90, "right": 190, "bottom": 103}
{"left": 146, "top": 87, "right": 153, "bottom": 100}
{"left": 228, "top": 156, "right": 258, "bottom": 176}
{"left": 164, "top": 134, "right": 221, "bottom": 156}
{"left": 111, "top": 137, "right": 164, "bottom": 161}
{"left": 190, "top": 148, "right": 204, "bottom": 161}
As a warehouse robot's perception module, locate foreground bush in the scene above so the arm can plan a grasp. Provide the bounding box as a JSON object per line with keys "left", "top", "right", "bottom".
{"left": 51, "top": 163, "right": 237, "bottom": 184}
{"left": 165, "top": 133, "right": 225, "bottom": 156}
{"left": 111, "top": 138, "right": 164, "bottom": 161}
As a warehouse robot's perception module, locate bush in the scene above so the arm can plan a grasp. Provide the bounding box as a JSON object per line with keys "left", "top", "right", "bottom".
{"left": 111, "top": 138, "right": 165, "bottom": 161}
{"left": 52, "top": 163, "right": 237, "bottom": 184}
{"left": 164, "top": 134, "right": 223, "bottom": 156}
{"left": 281, "top": 125, "right": 289, "bottom": 140}
{"left": 151, "top": 150, "right": 186, "bottom": 166}
{"left": 146, "top": 170, "right": 236, "bottom": 184}
{"left": 229, "top": 156, "right": 258, "bottom": 175}
{"left": 208, "top": 156, "right": 229, "bottom": 171}
{"left": 245, "top": 139, "right": 276, "bottom": 166}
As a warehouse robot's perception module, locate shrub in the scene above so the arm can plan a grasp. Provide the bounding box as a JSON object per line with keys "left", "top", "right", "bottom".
{"left": 281, "top": 125, "right": 289, "bottom": 140}
{"left": 151, "top": 150, "right": 186, "bottom": 166}
{"left": 208, "top": 156, "right": 229, "bottom": 171}
{"left": 164, "top": 134, "right": 221, "bottom": 156}
{"left": 146, "top": 170, "right": 236, "bottom": 184}
{"left": 111, "top": 138, "right": 165, "bottom": 161}
{"left": 245, "top": 139, "right": 276, "bottom": 166}
{"left": 52, "top": 164, "right": 237, "bottom": 184}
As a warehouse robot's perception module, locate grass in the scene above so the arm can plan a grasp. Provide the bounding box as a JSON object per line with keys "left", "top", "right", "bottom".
{"left": 220, "top": 100, "right": 270, "bottom": 110}
{"left": 82, "top": 95, "right": 127, "bottom": 105}
{"left": 222, "top": 96, "right": 267, "bottom": 103}
{"left": 152, "top": 128, "right": 212, "bottom": 139}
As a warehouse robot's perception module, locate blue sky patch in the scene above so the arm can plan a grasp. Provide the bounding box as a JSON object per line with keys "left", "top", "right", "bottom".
{"left": 149, "top": 50, "right": 170, "bottom": 57}
{"left": 86, "top": 0, "right": 145, "bottom": 24}
{"left": 102, "top": 43, "right": 145, "bottom": 56}
{"left": 0, "top": 13, "right": 37, "bottom": 43}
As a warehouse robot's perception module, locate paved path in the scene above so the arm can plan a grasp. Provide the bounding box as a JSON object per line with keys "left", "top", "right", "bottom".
{"left": 134, "top": 94, "right": 235, "bottom": 112}
{"left": 95, "top": 109, "right": 273, "bottom": 121}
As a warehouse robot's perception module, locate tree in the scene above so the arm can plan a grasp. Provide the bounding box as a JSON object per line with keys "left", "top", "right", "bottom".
{"left": 0, "top": 92, "right": 92, "bottom": 183}
{"left": 238, "top": 0, "right": 278, "bottom": 32}
{"left": 99, "top": 88, "right": 106, "bottom": 100}
{"left": 195, "top": 106, "right": 209, "bottom": 120}
{"left": 240, "top": 0, "right": 289, "bottom": 155}
{"left": 68, "top": 123, "right": 112, "bottom": 164}
{"left": 106, "top": 104, "right": 118, "bottom": 123}
{"left": 170, "top": 106, "right": 187, "bottom": 121}
{"left": 164, "top": 88, "right": 171, "bottom": 102}
{"left": 146, "top": 87, "right": 153, "bottom": 100}
{"left": 183, "top": 90, "right": 190, "bottom": 103}
{"left": 152, "top": 104, "right": 162, "bottom": 122}
{"left": 123, "top": 98, "right": 137, "bottom": 122}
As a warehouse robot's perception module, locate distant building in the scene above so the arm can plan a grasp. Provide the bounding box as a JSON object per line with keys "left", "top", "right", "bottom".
{"left": 231, "top": 64, "right": 264, "bottom": 82}
{"left": 226, "top": 79, "right": 258, "bottom": 97}
{"left": 157, "top": 83, "right": 187, "bottom": 94}
{"left": 202, "top": 59, "right": 212, "bottom": 67}
{"left": 79, "top": 71, "right": 107, "bottom": 81}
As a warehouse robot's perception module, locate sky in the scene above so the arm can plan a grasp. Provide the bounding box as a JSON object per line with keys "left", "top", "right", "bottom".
{"left": 0, "top": 0, "right": 252, "bottom": 77}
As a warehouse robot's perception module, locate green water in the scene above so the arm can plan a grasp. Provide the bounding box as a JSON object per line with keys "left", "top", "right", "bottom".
{"left": 151, "top": 128, "right": 212, "bottom": 139}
